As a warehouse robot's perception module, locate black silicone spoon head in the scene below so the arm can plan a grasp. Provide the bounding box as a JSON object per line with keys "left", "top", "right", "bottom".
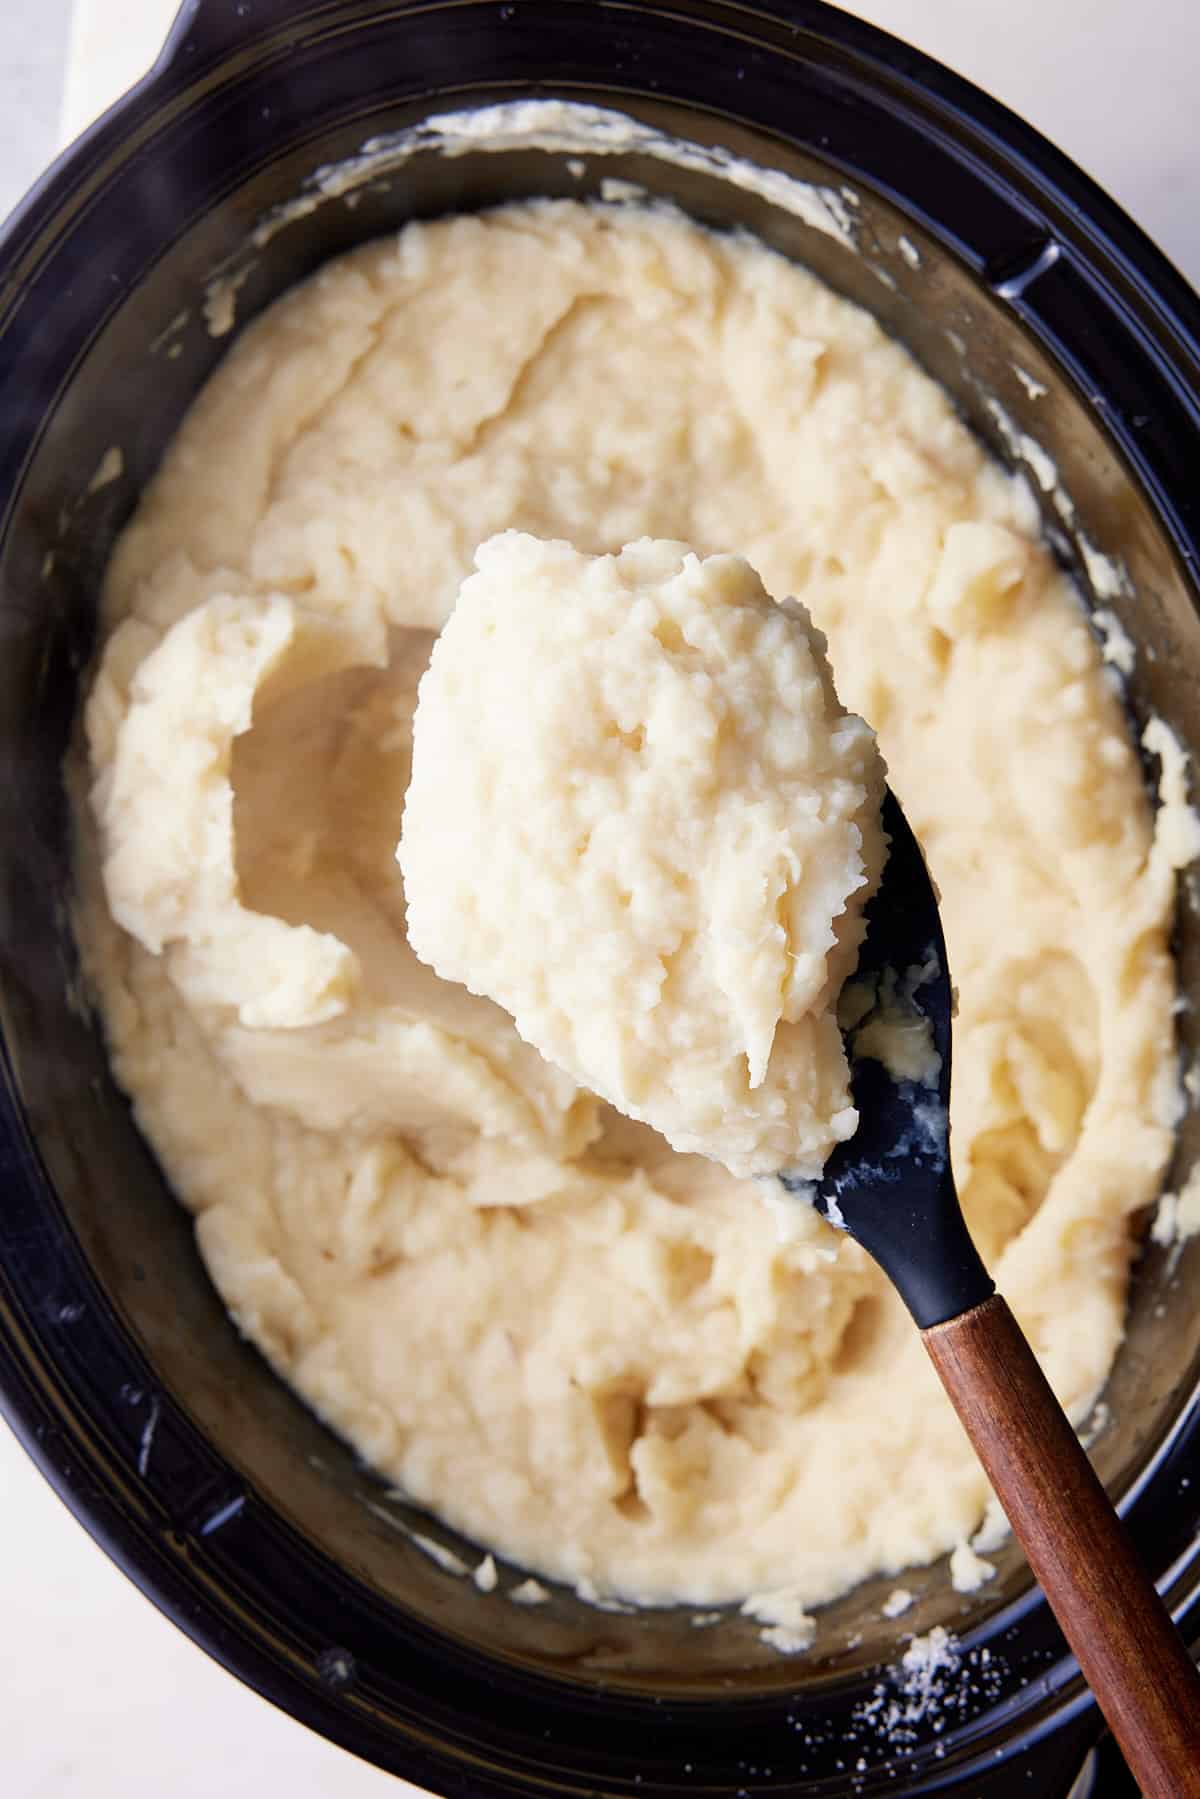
{"left": 777, "top": 789, "right": 994, "bottom": 1329}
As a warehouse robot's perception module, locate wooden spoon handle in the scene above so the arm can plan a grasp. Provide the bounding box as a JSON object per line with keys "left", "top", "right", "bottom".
{"left": 922, "top": 1294, "right": 1200, "bottom": 1797}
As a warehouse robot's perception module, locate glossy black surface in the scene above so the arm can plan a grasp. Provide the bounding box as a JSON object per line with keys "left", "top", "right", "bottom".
{"left": 1, "top": 2, "right": 1199, "bottom": 1794}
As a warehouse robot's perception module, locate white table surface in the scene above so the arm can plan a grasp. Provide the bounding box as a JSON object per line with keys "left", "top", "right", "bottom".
{"left": 2, "top": 2, "right": 1198, "bottom": 1795}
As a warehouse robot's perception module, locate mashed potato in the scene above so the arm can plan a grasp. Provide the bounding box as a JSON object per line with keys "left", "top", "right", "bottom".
{"left": 78, "top": 199, "right": 1185, "bottom": 1614}
{"left": 400, "top": 532, "right": 886, "bottom": 1179}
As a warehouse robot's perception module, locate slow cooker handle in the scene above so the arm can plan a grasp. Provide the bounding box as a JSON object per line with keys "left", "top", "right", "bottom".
{"left": 159, "top": 0, "right": 311, "bottom": 65}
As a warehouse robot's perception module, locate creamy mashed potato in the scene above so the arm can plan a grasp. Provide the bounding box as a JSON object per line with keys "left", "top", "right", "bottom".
{"left": 78, "top": 200, "right": 1184, "bottom": 1614}
{"left": 400, "top": 532, "right": 886, "bottom": 1179}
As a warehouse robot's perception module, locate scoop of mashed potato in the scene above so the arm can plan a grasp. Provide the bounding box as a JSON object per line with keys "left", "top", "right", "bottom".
{"left": 401, "top": 532, "right": 886, "bottom": 1178}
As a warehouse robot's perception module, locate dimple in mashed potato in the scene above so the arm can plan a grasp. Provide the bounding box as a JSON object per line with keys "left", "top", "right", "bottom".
{"left": 78, "top": 198, "right": 1188, "bottom": 1620}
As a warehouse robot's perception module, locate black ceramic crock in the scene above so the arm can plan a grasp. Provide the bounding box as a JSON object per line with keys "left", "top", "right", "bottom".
{"left": 1, "top": 3, "right": 1198, "bottom": 1794}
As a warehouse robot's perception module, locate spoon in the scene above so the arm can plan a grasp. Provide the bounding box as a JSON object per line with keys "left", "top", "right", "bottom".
{"left": 780, "top": 790, "right": 1200, "bottom": 1797}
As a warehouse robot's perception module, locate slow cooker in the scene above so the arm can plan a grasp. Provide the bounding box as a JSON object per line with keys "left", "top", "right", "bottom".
{"left": 1, "top": 2, "right": 1199, "bottom": 1792}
